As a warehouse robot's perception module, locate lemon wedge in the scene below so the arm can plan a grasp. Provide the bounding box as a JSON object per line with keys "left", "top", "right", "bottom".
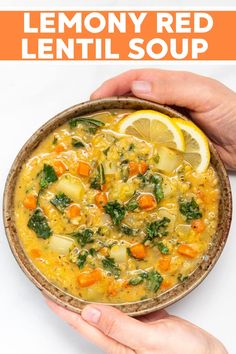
{"left": 118, "top": 110, "right": 185, "bottom": 151}
{"left": 173, "top": 118, "right": 210, "bottom": 173}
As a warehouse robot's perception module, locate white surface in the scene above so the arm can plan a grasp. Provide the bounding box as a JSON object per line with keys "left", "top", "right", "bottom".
{"left": 0, "top": 63, "right": 235, "bottom": 354}
{"left": 0, "top": 0, "right": 235, "bottom": 8}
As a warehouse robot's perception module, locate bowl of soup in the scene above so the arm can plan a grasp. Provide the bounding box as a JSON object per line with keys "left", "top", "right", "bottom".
{"left": 3, "top": 97, "right": 232, "bottom": 316}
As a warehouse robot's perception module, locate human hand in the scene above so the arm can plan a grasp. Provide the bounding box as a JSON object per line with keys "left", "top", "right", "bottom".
{"left": 91, "top": 69, "right": 236, "bottom": 171}
{"left": 46, "top": 300, "right": 227, "bottom": 354}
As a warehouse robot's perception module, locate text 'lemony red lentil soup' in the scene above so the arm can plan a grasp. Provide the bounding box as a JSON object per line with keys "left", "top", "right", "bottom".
{"left": 14, "top": 109, "right": 219, "bottom": 303}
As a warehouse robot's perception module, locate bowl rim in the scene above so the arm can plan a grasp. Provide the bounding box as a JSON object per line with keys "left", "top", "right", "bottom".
{"left": 3, "top": 96, "right": 232, "bottom": 316}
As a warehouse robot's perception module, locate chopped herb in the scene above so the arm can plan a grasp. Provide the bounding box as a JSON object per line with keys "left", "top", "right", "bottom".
{"left": 104, "top": 201, "right": 125, "bottom": 226}
{"left": 52, "top": 136, "right": 58, "bottom": 145}
{"left": 129, "top": 276, "right": 144, "bottom": 286}
{"left": 120, "top": 224, "right": 135, "bottom": 236}
{"left": 179, "top": 198, "right": 202, "bottom": 222}
{"left": 102, "top": 256, "right": 121, "bottom": 278}
{"left": 138, "top": 172, "right": 164, "bottom": 203}
{"left": 146, "top": 270, "right": 163, "bottom": 292}
{"left": 90, "top": 164, "right": 105, "bottom": 190}
{"left": 103, "top": 146, "right": 110, "bottom": 156}
{"left": 77, "top": 250, "right": 88, "bottom": 269}
{"left": 153, "top": 154, "right": 160, "bottom": 163}
{"left": 178, "top": 274, "right": 189, "bottom": 282}
{"left": 73, "top": 228, "right": 94, "bottom": 247}
{"left": 27, "top": 208, "right": 52, "bottom": 239}
{"left": 144, "top": 217, "right": 170, "bottom": 243}
{"left": 128, "top": 143, "right": 135, "bottom": 151}
{"left": 50, "top": 193, "right": 72, "bottom": 213}
{"left": 71, "top": 138, "right": 85, "bottom": 148}
{"left": 39, "top": 164, "right": 58, "bottom": 190}
{"left": 128, "top": 271, "right": 148, "bottom": 286}
{"left": 125, "top": 192, "right": 140, "bottom": 212}
{"left": 156, "top": 241, "right": 169, "bottom": 254}
{"left": 151, "top": 174, "right": 164, "bottom": 203}
{"left": 89, "top": 248, "right": 97, "bottom": 256}
{"left": 69, "top": 117, "right": 105, "bottom": 129}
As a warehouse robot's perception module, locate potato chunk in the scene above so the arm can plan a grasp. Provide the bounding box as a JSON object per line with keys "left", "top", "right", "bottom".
{"left": 56, "top": 173, "right": 84, "bottom": 202}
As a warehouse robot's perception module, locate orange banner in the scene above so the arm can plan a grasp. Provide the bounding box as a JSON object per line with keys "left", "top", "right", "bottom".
{"left": 0, "top": 11, "right": 235, "bottom": 60}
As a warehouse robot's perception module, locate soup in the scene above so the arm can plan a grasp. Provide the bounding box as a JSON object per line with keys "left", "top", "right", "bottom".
{"left": 14, "top": 109, "right": 219, "bottom": 303}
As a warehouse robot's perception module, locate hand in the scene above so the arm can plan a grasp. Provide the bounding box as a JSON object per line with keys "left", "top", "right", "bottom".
{"left": 91, "top": 69, "right": 236, "bottom": 171}
{"left": 46, "top": 300, "right": 227, "bottom": 354}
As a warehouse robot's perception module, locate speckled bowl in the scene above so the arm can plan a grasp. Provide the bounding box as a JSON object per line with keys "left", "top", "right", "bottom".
{"left": 3, "top": 97, "right": 232, "bottom": 316}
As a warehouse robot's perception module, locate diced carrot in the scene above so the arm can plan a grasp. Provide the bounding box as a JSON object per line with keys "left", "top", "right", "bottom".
{"left": 53, "top": 160, "right": 67, "bottom": 176}
{"left": 129, "top": 161, "right": 148, "bottom": 177}
{"left": 30, "top": 248, "right": 41, "bottom": 259}
{"left": 160, "top": 279, "right": 173, "bottom": 290}
{"left": 130, "top": 244, "right": 147, "bottom": 259}
{"left": 23, "top": 194, "right": 37, "bottom": 210}
{"left": 191, "top": 219, "right": 205, "bottom": 233}
{"left": 95, "top": 192, "right": 108, "bottom": 208}
{"left": 99, "top": 247, "right": 109, "bottom": 256}
{"left": 77, "top": 269, "right": 102, "bottom": 288}
{"left": 139, "top": 161, "right": 148, "bottom": 174}
{"left": 138, "top": 194, "right": 157, "bottom": 210}
{"left": 158, "top": 256, "right": 171, "bottom": 272}
{"left": 67, "top": 204, "right": 80, "bottom": 218}
{"left": 177, "top": 244, "right": 198, "bottom": 259}
{"left": 101, "top": 184, "right": 107, "bottom": 191}
{"left": 129, "top": 161, "right": 139, "bottom": 176}
{"left": 77, "top": 161, "right": 90, "bottom": 176}
{"left": 54, "top": 143, "right": 65, "bottom": 153}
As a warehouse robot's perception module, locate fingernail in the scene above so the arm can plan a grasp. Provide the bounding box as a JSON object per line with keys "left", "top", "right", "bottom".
{"left": 132, "top": 80, "right": 152, "bottom": 93}
{"left": 82, "top": 306, "right": 101, "bottom": 324}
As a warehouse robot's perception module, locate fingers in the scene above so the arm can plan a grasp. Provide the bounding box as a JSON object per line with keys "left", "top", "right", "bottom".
{"left": 81, "top": 304, "right": 157, "bottom": 350}
{"left": 46, "top": 299, "right": 129, "bottom": 354}
{"left": 91, "top": 68, "right": 232, "bottom": 113}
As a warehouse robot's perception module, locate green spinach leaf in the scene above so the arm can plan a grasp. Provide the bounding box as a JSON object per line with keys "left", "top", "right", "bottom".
{"left": 179, "top": 198, "right": 202, "bottom": 221}
{"left": 50, "top": 193, "right": 72, "bottom": 213}
{"left": 102, "top": 256, "right": 121, "bottom": 278}
{"left": 27, "top": 208, "right": 52, "bottom": 239}
{"left": 104, "top": 201, "right": 125, "bottom": 226}
{"left": 39, "top": 164, "right": 58, "bottom": 190}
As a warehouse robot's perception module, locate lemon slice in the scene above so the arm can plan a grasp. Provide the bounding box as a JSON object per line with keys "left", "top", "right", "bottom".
{"left": 118, "top": 110, "right": 185, "bottom": 151}
{"left": 173, "top": 118, "right": 210, "bottom": 173}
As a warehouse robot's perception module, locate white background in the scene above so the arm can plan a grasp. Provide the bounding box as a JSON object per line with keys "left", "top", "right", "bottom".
{"left": 0, "top": 1, "right": 235, "bottom": 353}
{"left": 0, "top": 63, "right": 235, "bottom": 354}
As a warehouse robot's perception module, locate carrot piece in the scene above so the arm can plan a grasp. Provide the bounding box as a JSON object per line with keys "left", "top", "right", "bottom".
{"left": 77, "top": 161, "right": 90, "bottom": 176}
{"left": 129, "top": 161, "right": 148, "bottom": 177}
{"left": 23, "top": 194, "right": 37, "bottom": 210}
{"left": 129, "top": 161, "right": 139, "bottom": 176}
{"left": 177, "top": 244, "right": 198, "bottom": 258}
{"left": 77, "top": 269, "right": 102, "bottom": 288}
{"left": 99, "top": 247, "right": 109, "bottom": 256}
{"left": 101, "top": 184, "right": 107, "bottom": 191}
{"left": 158, "top": 256, "right": 171, "bottom": 272}
{"left": 160, "top": 279, "right": 173, "bottom": 290}
{"left": 67, "top": 204, "right": 80, "bottom": 218}
{"left": 53, "top": 160, "right": 67, "bottom": 176}
{"left": 191, "top": 219, "right": 205, "bottom": 233}
{"left": 130, "top": 244, "right": 147, "bottom": 259}
{"left": 95, "top": 192, "right": 108, "bottom": 208}
{"left": 30, "top": 249, "right": 41, "bottom": 259}
{"left": 139, "top": 161, "right": 148, "bottom": 174}
{"left": 138, "top": 194, "right": 157, "bottom": 210}
{"left": 54, "top": 143, "right": 65, "bottom": 153}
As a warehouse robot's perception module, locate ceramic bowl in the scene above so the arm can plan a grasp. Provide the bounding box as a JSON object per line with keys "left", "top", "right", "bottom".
{"left": 3, "top": 97, "right": 232, "bottom": 316}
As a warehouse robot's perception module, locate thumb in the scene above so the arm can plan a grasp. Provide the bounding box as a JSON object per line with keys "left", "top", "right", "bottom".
{"left": 82, "top": 304, "right": 157, "bottom": 350}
